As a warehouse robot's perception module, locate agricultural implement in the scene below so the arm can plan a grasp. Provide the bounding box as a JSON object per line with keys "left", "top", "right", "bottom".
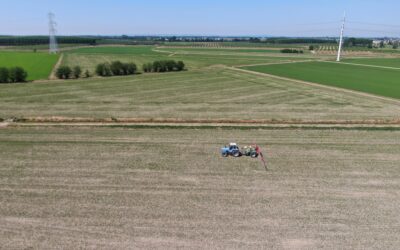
{"left": 220, "top": 143, "right": 267, "bottom": 170}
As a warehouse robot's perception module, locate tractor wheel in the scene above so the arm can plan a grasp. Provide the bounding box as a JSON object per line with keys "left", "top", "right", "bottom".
{"left": 222, "top": 152, "right": 228, "bottom": 157}
{"left": 233, "top": 151, "right": 241, "bottom": 157}
{"left": 251, "top": 152, "right": 258, "bottom": 158}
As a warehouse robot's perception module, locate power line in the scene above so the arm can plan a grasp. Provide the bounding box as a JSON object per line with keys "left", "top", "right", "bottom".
{"left": 292, "top": 21, "right": 341, "bottom": 26}
{"left": 346, "top": 28, "right": 400, "bottom": 36}
{"left": 347, "top": 20, "right": 400, "bottom": 29}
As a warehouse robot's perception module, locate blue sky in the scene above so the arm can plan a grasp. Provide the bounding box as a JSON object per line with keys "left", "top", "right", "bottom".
{"left": 1, "top": 0, "right": 399, "bottom": 37}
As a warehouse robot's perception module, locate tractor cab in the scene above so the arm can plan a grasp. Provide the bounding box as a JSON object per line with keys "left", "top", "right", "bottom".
{"left": 229, "top": 143, "right": 239, "bottom": 150}
{"left": 221, "top": 143, "right": 242, "bottom": 157}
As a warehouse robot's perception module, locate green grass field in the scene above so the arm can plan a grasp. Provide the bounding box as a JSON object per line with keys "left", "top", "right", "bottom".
{"left": 163, "top": 41, "right": 309, "bottom": 48}
{"left": 243, "top": 61, "right": 400, "bottom": 99}
{"left": 70, "top": 46, "right": 157, "bottom": 55}
{"left": 0, "top": 51, "right": 59, "bottom": 80}
{"left": 157, "top": 47, "right": 286, "bottom": 54}
{"left": 343, "top": 58, "right": 400, "bottom": 68}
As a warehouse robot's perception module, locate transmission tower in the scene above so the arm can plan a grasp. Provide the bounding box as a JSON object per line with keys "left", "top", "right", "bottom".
{"left": 336, "top": 12, "right": 346, "bottom": 62}
{"left": 48, "top": 12, "right": 58, "bottom": 54}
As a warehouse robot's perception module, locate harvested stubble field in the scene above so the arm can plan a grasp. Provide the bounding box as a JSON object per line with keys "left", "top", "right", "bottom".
{"left": 1, "top": 67, "right": 399, "bottom": 122}
{"left": 0, "top": 126, "right": 399, "bottom": 249}
{"left": 1, "top": 42, "right": 400, "bottom": 250}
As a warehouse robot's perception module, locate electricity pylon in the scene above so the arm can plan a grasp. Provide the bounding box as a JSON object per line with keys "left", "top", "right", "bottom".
{"left": 49, "top": 12, "right": 58, "bottom": 54}
{"left": 336, "top": 12, "right": 346, "bottom": 62}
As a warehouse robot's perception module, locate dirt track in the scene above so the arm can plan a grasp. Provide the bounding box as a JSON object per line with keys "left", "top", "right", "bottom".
{"left": 48, "top": 53, "right": 64, "bottom": 80}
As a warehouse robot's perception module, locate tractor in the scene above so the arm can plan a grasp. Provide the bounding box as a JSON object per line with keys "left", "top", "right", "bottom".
{"left": 221, "top": 143, "right": 260, "bottom": 158}
{"left": 220, "top": 143, "right": 266, "bottom": 170}
{"left": 220, "top": 143, "right": 242, "bottom": 157}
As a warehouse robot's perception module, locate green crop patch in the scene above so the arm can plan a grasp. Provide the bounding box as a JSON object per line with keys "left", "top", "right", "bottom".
{"left": 70, "top": 46, "right": 157, "bottom": 55}
{"left": 0, "top": 51, "right": 59, "bottom": 80}
{"left": 343, "top": 58, "right": 400, "bottom": 68}
{"left": 157, "top": 47, "right": 284, "bottom": 54}
{"left": 243, "top": 61, "right": 400, "bottom": 99}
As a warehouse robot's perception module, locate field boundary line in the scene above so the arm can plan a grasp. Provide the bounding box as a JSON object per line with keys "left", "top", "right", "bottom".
{"left": 152, "top": 48, "right": 174, "bottom": 55}
{"left": 322, "top": 60, "right": 400, "bottom": 70}
{"left": 227, "top": 66, "right": 400, "bottom": 105}
{"left": 8, "top": 117, "right": 400, "bottom": 125}
{"left": 7, "top": 122, "right": 400, "bottom": 131}
{"left": 48, "top": 53, "right": 64, "bottom": 80}
{"left": 236, "top": 59, "right": 320, "bottom": 68}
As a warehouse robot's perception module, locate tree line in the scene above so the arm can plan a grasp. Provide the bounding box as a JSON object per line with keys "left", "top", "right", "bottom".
{"left": 96, "top": 61, "right": 138, "bottom": 77}
{"left": 343, "top": 38, "right": 373, "bottom": 48}
{"left": 280, "top": 49, "right": 304, "bottom": 54}
{"left": 255, "top": 38, "right": 337, "bottom": 44}
{"left": 57, "top": 60, "right": 186, "bottom": 79}
{"left": 94, "top": 60, "right": 185, "bottom": 77}
{"left": 142, "top": 60, "right": 185, "bottom": 73}
{"left": 0, "top": 36, "right": 97, "bottom": 46}
{"left": 56, "top": 66, "right": 90, "bottom": 79}
{"left": 0, "top": 67, "right": 28, "bottom": 83}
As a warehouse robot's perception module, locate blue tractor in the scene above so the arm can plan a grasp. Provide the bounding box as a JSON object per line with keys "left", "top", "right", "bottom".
{"left": 221, "top": 143, "right": 242, "bottom": 157}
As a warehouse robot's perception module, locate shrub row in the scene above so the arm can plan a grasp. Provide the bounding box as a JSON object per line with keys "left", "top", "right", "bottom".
{"left": 96, "top": 61, "right": 137, "bottom": 77}
{"left": 0, "top": 67, "right": 28, "bottom": 83}
{"left": 142, "top": 60, "right": 185, "bottom": 73}
{"left": 280, "top": 49, "right": 304, "bottom": 54}
{"left": 56, "top": 66, "right": 88, "bottom": 79}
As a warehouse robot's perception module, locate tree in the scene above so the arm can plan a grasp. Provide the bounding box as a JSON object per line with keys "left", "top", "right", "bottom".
{"left": 56, "top": 66, "right": 72, "bottom": 79}
{"left": 280, "top": 49, "right": 302, "bottom": 54}
{"left": 124, "top": 63, "right": 137, "bottom": 75}
{"left": 142, "top": 63, "right": 152, "bottom": 73}
{"left": 9, "top": 67, "right": 28, "bottom": 82}
{"left": 110, "top": 61, "right": 124, "bottom": 75}
{"left": 176, "top": 61, "right": 185, "bottom": 71}
{"left": 0, "top": 67, "right": 9, "bottom": 83}
{"left": 379, "top": 41, "right": 385, "bottom": 48}
{"left": 309, "top": 45, "right": 314, "bottom": 51}
{"left": 152, "top": 61, "right": 162, "bottom": 72}
{"left": 84, "top": 70, "right": 90, "bottom": 78}
{"left": 73, "top": 66, "right": 82, "bottom": 79}
{"left": 96, "top": 63, "right": 112, "bottom": 77}
{"left": 393, "top": 42, "right": 399, "bottom": 49}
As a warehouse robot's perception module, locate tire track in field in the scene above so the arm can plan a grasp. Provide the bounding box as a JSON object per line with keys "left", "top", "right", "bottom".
{"left": 235, "top": 59, "right": 319, "bottom": 68}
{"left": 48, "top": 53, "right": 64, "bottom": 80}
{"left": 322, "top": 60, "right": 400, "bottom": 70}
